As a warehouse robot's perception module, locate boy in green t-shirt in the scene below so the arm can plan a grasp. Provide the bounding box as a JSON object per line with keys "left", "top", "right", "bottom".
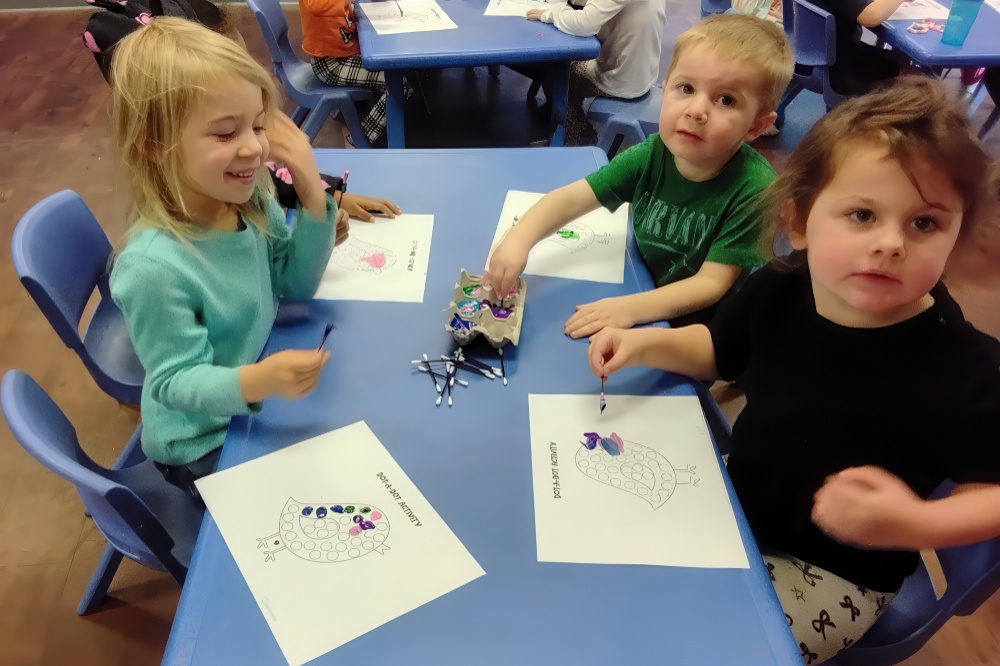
{"left": 488, "top": 13, "right": 794, "bottom": 336}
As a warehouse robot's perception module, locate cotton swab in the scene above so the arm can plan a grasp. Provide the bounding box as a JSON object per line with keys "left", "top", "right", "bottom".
{"left": 498, "top": 348, "right": 508, "bottom": 386}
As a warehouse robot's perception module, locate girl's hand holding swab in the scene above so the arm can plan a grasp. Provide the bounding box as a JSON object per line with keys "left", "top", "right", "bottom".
{"left": 239, "top": 349, "right": 329, "bottom": 402}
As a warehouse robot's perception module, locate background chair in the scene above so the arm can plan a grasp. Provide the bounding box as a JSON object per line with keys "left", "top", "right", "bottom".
{"left": 774, "top": 0, "right": 847, "bottom": 127}
{"left": 980, "top": 68, "right": 999, "bottom": 140}
{"left": 586, "top": 84, "right": 662, "bottom": 158}
{"left": 700, "top": 0, "right": 731, "bottom": 16}
{"left": 12, "top": 190, "right": 144, "bottom": 407}
{"left": 1, "top": 371, "right": 204, "bottom": 615}
{"left": 247, "top": 0, "right": 374, "bottom": 146}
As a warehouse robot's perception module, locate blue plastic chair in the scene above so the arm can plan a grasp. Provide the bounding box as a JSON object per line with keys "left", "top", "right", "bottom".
{"left": 247, "top": 0, "right": 374, "bottom": 146}
{"left": 0, "top": 371, "right": 204, "bottom": 615}
{"left": 774, "top": 0, "right": 847, "bottom": 126}
{"left": 700, "top": 0, "right": 731, "bottom": 16}
{"left": 587, "top": 84, "right": 663, "bottom": 158}
{"left": 828, "top": 504, "right": 1000, "bottom": 665}
{"left": 980, "top": 69, "right": 999, "bottom": 140}
{"left": 12, "top": 190, "right": 144, "bottom": 406}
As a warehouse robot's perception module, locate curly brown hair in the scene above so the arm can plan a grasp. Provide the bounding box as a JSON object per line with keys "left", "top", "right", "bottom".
{"left": 764, "top": 76, "right": 997, "bottom": 261}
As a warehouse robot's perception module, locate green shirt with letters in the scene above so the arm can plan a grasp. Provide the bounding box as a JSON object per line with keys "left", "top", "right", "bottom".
{"left": 585, "top": 134, "right": 773, "bottom": 287}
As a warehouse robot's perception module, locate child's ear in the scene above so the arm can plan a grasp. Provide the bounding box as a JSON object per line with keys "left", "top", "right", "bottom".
{"left": 745, "top": 111, "right": 778, "bottom": 142}
{"left": 782, "top": 198, "right": 808, "bottom": 250}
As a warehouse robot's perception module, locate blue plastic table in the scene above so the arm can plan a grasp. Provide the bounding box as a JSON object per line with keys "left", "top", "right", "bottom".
{"left": 356, "top": 0, "right": 600, "bottom": 148}
{"left": 162, "top": 148, "right": 799, "bottom": 665}
{"left": 875, "top": 0, "right": 1000, "bottom": 67}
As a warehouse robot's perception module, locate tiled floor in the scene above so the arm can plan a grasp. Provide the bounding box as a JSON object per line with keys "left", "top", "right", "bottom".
{"left": 0, "top": 2, "right": 997, "bottom": 664}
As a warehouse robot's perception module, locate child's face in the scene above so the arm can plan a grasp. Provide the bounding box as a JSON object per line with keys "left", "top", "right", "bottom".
{"left": 788, "top": 143, "right": 964, "bottom": 328}
{"left": 179, "top": 76, "right": 269, "bottom": 226}
{"left": 659, "top": 44, "right": 775, "bottom": 181}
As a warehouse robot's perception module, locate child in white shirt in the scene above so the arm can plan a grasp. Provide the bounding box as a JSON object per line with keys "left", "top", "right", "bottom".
{"left": 527, "top": 0, "right": 668, "bottom": 145}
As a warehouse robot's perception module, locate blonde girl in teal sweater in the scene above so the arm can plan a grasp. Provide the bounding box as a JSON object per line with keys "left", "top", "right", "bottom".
{"left": 109, "top": 18, "right": 345, "bottom": 497}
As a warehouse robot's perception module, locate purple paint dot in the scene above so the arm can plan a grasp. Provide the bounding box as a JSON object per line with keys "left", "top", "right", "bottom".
{"left": 353, "top": 515, "right": 363, "bottom": 524}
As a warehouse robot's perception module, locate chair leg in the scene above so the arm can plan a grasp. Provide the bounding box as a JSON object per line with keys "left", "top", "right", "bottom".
{"left": 775, "top": 81, "right": 803, "bottom": 128}
{"left": 77, "top": 543, "right": 125, "bottom": 615}
{"left": 337, "top": 99, "right": 372, "bottom": 150}
{"left": 290, "top": 106, "right": 309, "bottom": 127}
{"left": 487, "top": 65, "right": 500, "bottom": 78}
{"left": 527, "top": 79, "right": 542, "bottom": 103}
{"left": 980, "top": 106, "right": 1000, "bottom": 140}
{"left": 299, "top": 99, "right": 337, "bottom": 142}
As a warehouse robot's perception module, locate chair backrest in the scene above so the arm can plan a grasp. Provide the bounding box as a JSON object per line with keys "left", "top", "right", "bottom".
{"left": 700, "top": 0, "right": 732, "bottom": 15}
{"left": 12, "top": 190, "right": 143, "bottom": 404}
{"left": 12, "top": 190, "right": 112, "bottom": 354}
{"left": 246, "top": 0, "right": 295, "bottom": 66}
{"left": 790, "top": 0, "right": 837, "bottom": 67}
{"left": 831, "top": 483, "right": 1000, "bottom": 665}
{"left": 0, "top": 370, "right": 186, "bottom": 581}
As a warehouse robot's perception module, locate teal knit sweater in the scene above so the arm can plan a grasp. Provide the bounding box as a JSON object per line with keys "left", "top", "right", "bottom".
{"left": 110, "top": 195, "right": 337, "bottom": 466}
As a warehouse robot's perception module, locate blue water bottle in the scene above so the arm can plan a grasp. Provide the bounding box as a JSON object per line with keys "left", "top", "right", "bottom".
{"left": 941, "top": 0, "right": 984, "bottom": 46}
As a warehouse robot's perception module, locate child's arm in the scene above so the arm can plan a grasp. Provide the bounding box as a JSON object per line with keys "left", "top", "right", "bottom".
{"left": 812, "top": 466, "right": 1000, "bottom": 550}
{"left": 565, "top": 261, "right": 743, "bottom": 338}
{"left": 587, "top": 325, "right": 720, "bottom": 382}
{"left": 526, "top": 0, "right": 626, "bottom": 37}
{"left": 857, "top": 0, "right": 908, "bottom": 27}
{"left": 340, "top": 193, "right": 402, "bottom": 222}
{"left": 487, "top": 179, "right": 602, "bottom": 298}
{"left": 267, "top": 110, "right": 327, "bottom": 221}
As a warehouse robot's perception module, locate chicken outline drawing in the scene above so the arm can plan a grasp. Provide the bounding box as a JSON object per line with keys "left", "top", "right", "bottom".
{"left": 257, "top": 498, "right": 391, "bottom": 563}
{"left": 575, "top": 432, "right": 699, "bottom": 509}
{"left": 331, "top": 237, "right": 398, "bottom": 274}
{"left": 543, "top": 221, "right": 612, "bottom": 255}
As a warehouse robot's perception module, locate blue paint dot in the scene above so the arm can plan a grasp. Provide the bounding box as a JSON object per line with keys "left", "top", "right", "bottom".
{"left": 316, "top": 507, "right": 328, "bottom": 518}
{"left": 331, "top": 505, "right": 344, "bottom": 513}
{"left": 301, "top": 506, "right": 313, "bottom": 516}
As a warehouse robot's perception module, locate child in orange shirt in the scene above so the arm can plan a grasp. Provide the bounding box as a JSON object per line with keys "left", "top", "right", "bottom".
{"left": 299, "top": 0, "right": 397, "bottom": 146}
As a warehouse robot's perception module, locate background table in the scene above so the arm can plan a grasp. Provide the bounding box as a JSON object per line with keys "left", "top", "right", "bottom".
{"left": 163, "top": 148, "right": 799, "bottom": 665}
{"left": 875, "top": 0, "right": 1000, "bottom": 67}
{"left": 357, "top": 0, "right": 600, "bottom": 147}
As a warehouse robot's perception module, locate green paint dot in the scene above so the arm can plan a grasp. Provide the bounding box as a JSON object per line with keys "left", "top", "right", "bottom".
{"left": 345, "top": 505, "right": 355, "bottom": 513}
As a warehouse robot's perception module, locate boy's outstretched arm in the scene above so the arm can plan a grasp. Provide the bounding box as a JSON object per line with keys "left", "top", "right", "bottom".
{"left": 587, "top": 325, "right": 719, "bottom": 382}
{"left": 857, "top": 0, "right": 908, "bottom": 27}
{"left": 812, "top": 466, "right": 1000, "bottom": 550}
{"left": 565, "top": 261, "right": 742, "bottom": 338}
{"left": 488, "top": 179, "right": 602, "bottom": 297}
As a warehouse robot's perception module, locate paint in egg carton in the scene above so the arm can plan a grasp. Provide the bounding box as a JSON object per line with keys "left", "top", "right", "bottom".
{"left": 446, "top": 269, "right": 526, "bottom": 348}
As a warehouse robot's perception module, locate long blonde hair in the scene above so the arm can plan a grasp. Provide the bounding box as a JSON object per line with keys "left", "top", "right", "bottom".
{"left": 109, "top": 17, "right": 277, "bottom": 242}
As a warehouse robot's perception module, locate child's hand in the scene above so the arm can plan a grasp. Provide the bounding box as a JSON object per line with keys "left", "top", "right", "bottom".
{"left": 239, "top": 349, "right": 330, "bottom": 402}
{"left": 526, "top": 8, "right": 544, "bottom": 20}
{"left": 341, "top": 193, "right": 402, "bottom": 222}
{"left": 334, "top": 207, "right": 350, "bottom": 246}
{"left": 565, "top": 296, "right": 639, "bottom": 339}
{"left": 812, "top": 466, "right": 924, "bottom": 550}
{"left": 587, "top": 327, "right": 640, "bottom": 379}
{"left": 487, "top": 236, "right": 532, "bottom": 299}
{"left": 266, "top": 111, "right": 326, "bottom": 218}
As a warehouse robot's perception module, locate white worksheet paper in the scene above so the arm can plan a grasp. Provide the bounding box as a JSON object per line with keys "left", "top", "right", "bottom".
{"left": 887, "top": 0, "right": 949, "bottom": 20}
{"left": 488, "top": 190, "right": 628, "bottom": 284}
{"left": 359, "top": 0, "right": 458, "bottom": 34}
{"left": 316, "top": 214, "right": 433, "bottom": 302}
{"left": 196, "top": 422, "right": 485, "bottom": 666}
{"left": 484, "top": 0, "right": 562, "bottom": 17}
{"left": 986, "top": 0, "right": 1000, "bottom": 15}
{"left": 528, "top": 394, "right": 749, "bottom": 568}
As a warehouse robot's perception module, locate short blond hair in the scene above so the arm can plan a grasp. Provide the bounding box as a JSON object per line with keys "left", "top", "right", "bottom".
{"left": 666, "top": 13, "right": 794, "bottom": 114}
{"left": 109, "top": 17, "right": 277, "bottom": 241}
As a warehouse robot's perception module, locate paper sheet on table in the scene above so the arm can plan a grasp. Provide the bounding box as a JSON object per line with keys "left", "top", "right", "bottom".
{"left": 483, "top": 0, "right": 562, "bottom": 18}
{"left": 316, "top": 214, "right": 433, "bottom": 302}
{"left": 886, "top": 0, "right": 949, "bottom": 20}
{"left": 359, "top": 0, "right": 458, "bottom": 34}
{"left": 986, "top": 0, "right": 1000, "bottom": 15}
{"left": 529, "top": 394, "right": 749, "bottom": 569}
{"left": 487, "top": 190, "right": 628, "bottom": 285}
{"left": 196, "top": 422, "right": 485, "bottom": 666}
